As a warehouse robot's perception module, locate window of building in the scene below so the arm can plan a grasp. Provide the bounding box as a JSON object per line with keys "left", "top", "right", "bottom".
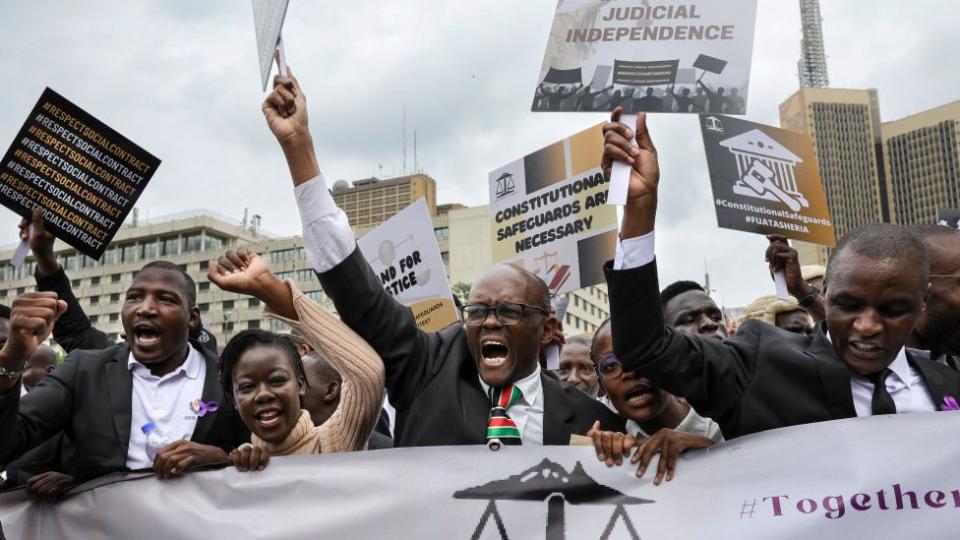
{"left": 306, "top": 290, "right": 325, "bottom": 303}
{"left": 223, "top": 322, "right": 235, "bottom": 333}
{"left": 296, "top": 269, "right": 314, "bottom": 282}
{"left": 199, "top": 260, "right": 209, "bottom": 271}
{"left": 199, "top": 282, "right": 210, "bottom": 291}
{"left": 248, "top": 298, "right": 261, "bottom": 308}
{"left": 90, "top": 295, "right": 100, "bottom": 305}
{"left": 111, "top": 274, "right": 121, "bottom": 283}
{"left": 198, "top": 303, "right": 209, "bottom": 312}
{"left": 276, "top": 271, "right": 293, "bottom": 280}
{"left": 247, "top": 320, "right": 261, "bottom": 329}
{"left": 205, "top": 235, "right": 225, "bottom": 252}
{"left": 270, "top": 319, "right": 289, "bottom": 332}
{"left": 271, "top": 249, "right": 296, "bottom": 263}
{"left": 63, "top": 255, "right": 77, "bottom": 271}
{"left": 89, "top": 315, "right": 98, "bottom": 324}
{"left": 91, "top": 276, "right": 100, "bottom": 286}
{"left": 101, "top": 249, "right": 119, "bottom": 266}
{"left": 71, "top": 279, "right": 81, "bottom": 288}
{"left": 0, "top": 290, "right": 6, "bottom": 298}
{"left": 434, "top": 227, "right": 449, "bottom": 242}
{"left": 122, "top": 244, "right": 138, "bottom": 263}
{"left": 142, "top": 241, "right": 158, "bottom": 259}
{"left": 222, "top": 300, "right": 234, "bottom": 310}
{"left": 109, "top": 313, "right": 118, "bottom": 322}
{"left": 183, "top": 234, "right": 203, "bottom": 253}
{"left": 110, "top": 293, "right": 120, "bottom": 304}
{"left": 162, "top": 236, "right": 179, "bottom": 256}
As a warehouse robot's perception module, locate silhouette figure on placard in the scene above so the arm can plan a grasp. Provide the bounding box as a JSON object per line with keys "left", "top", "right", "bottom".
{"left": 691, "top": 86, "right": 708, "bottom": 112}
{"left": 538, "top": 83, "right": 574, "bottom": 110}
{"left": 725, "top": 87, "right": 745, "bottom": 114}
{"left": 605, "top": 89, "right": 625, "bottom": 111}
{"left": 697, "top": 80, "right": 726, "bottom": 113}
{"left": 635, "top": 87, "right": 663, "bottom": 112}
{"left": 576, "top": 85, "right": 614, "bottom": 111}
{"left": 669, "top": 85, "right": 698, "bottom": 112}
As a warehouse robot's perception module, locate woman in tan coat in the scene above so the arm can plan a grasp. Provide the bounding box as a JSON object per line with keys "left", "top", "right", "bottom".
{"left": 208, "top": 247, "right": 384, "bottom": 470}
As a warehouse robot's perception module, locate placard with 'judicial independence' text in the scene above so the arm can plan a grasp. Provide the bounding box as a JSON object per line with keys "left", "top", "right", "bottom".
{"left": 0, "top": 88, "right": 160, "bottom": 259}
{"left": 532, "top": 0, "right": 758, "bottom": 114}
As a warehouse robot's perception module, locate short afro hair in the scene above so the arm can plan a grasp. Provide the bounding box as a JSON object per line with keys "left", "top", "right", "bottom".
{"left": 135, "top": 260, "right": 197, "bottom": 307}
{"left": 660, "top": 280, "right": 705, "bottom": 310}
{"left": 219, "top": 329, "right": 308, "bottom": 398}
{"left": 826, "top": 224, "right": 929, "bottom": 286}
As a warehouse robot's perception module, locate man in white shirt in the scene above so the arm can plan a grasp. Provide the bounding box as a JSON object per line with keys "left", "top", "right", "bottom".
{"left": 599, "top": 108, "right": 960, "bottom": 439}
{"left": 260, "top": 68, "right": 623, "bottom": 446}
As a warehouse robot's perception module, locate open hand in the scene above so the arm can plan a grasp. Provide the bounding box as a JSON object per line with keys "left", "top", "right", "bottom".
{"left": 631, "top": 428, "right": 713, "bottom": 485}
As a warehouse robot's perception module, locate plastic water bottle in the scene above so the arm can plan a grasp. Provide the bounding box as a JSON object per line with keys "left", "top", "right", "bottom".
{"left": 142, "top": 422, "right": 171, "bottom": 462}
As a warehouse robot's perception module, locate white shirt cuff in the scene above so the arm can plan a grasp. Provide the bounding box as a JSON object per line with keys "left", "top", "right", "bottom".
{"left": 613, "top": 231, "right": 655, "bottom": 270}
{"left": 294, "top": 175, "right": 356, "bottom": 273}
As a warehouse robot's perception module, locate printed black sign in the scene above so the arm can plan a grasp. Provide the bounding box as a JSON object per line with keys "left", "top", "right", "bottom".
{"left": 693, "top": 53, "right": 727, "bottom": 74}
{"left": 0, "top": 88, "right": 160, "bottom": 258}
{"left": 612, "top": 59, "right": 679, "bottom": 86}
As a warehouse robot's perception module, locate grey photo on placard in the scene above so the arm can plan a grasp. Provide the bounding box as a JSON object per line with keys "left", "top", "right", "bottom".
{"left": 937, "top": 208, "right": 960, "bottom": 230}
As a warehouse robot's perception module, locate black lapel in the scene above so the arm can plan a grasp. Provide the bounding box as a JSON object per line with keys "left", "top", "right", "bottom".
{"left": 191, "top": 347, "right": 224, "bottom": 444}
{"left": 806, "top": 327, "right": 857, "bottom": 419}
{"left": 906, "top": 350, "right": 948, "bottom": 409}
{"left": 460, "top": 356, "right": 491, "bottom": 444}
{"left": 104, "top": 345, "right": 134, "bottom": 457}
{"left": 541, "top": 374, "right": 575, "bottom": 445}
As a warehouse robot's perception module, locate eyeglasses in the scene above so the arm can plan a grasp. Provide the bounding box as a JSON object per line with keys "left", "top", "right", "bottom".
{"left": 460, "top": 302, "right": 548, "bottom": 327}
{"left": 592, "top": 352, "right": 624, "bottom": 380}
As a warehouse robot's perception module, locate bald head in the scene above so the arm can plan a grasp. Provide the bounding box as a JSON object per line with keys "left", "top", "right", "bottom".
{"left": 473, "top": 264, "right": 550, "bottom": 311}
{"left": 23, "top": 345, "right": 57, "bottom": 392}
{"left": 301, "top": 352, "right": 342, "bottom": 426}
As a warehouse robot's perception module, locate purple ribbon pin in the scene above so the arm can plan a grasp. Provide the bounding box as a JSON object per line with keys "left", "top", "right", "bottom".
{"left": 941, "top": 396, "right": 960, "bottom": 412}
{"left": 191, "top": 399, "right": 219, "bottom": 417}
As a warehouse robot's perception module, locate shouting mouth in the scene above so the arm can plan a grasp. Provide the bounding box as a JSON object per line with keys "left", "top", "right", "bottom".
{"left": 133, "top": 323, "right": 162, "bottom": 348}
{"left": 480, "top": 338, "right": 510, "bottom": 368}
{"left": 848, "top": 340, "right": 886, "bottom": 360}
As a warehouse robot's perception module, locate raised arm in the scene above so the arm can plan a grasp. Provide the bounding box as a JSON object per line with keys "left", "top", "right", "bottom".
{"left": 20, "top": 210, "right": 111, "bottom": 352}
{"left": 208, "top": 249, "right": 384, "bottom": 452}
{"left": 261, "top": 66, "right": 453, "bottom": 412}
{"left": 601, "top": 109, "right": 755, "bottom": 428}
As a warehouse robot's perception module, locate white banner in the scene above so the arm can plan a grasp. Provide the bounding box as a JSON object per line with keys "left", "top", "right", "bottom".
{"left": 2, "top": 413, "right": 958, "bottom": 539}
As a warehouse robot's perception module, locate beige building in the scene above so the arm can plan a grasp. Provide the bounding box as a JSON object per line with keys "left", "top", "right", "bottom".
{"left": 331, "top": 173, "right": 437, "bottom": 229}
{"left": 881, "top": 100, "right": 960, "bottom": 225}
{"left": 779, "top": 88, "right": 887, "bottom": 266}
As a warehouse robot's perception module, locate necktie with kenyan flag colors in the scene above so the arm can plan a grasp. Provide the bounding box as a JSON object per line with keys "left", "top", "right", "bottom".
{"left": 487, "top": 384, "right": 523, "bottom": 446}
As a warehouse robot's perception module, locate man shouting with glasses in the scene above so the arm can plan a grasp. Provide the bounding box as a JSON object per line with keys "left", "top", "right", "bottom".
{"left": 261, "top": 67, "right": 622, "bottom": 446}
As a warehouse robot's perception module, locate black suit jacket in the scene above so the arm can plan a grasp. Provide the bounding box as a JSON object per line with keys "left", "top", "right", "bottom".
{"left": 605, "top": 260, "right": 960, "bottom": 439}
{"left": 316, "top": 248, "right": 624, "bottom": 446}
{"left": 0, "top": 343, "right": 248, "bottom": 482}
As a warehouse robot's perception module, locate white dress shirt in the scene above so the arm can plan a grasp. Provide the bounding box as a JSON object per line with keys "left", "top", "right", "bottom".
{"left": 849, "top": 347, "right": 937, "bottom": 416}
{"left": 295, "top": 174, "right": 356, "bottom": 272}
{"left": 627, "top": 407, "right": 725, "bottom": 443}
{"left": 615, "top": 228, "right": 938, "bottom": 417}
{"left": 478, "top": 366, "right": 545, "bottom": 446}
{"left": 126, "top": 344, "right": 206, "bottom": 469}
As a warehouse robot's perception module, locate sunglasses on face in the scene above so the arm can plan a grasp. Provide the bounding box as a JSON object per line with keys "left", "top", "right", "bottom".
{"left": 460, "top": 302, "right": 548, "bottom": 327}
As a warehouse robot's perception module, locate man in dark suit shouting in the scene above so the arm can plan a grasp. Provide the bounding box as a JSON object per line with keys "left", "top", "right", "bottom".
{"left": 600, "top": 107, "right": 960, "bottom": 439}
{"left": 0, "top": 260, "right": 247, "bottom": 485}
{"left": 261, "top": 67, "right": 622, "bottom": 446}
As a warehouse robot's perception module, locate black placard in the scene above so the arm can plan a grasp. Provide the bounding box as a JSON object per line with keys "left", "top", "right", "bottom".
{"left": 612, "top": 59, "right": 679, "bottom": 86}
{"left": 0, "top": 88, "right": 160, "bottom": 259}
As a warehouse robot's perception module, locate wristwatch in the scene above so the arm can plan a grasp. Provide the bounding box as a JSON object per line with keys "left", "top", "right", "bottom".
{"left": 798, "top": 286, "right": 821, "bottom": 308}
{"left": 0, "top": 362, "right": 26, "bottom": 380}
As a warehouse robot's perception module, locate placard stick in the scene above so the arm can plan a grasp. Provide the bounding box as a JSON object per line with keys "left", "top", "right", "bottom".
{"left": 277, "top": 35, "right": 288, "bottom": 77}
{"left": 10, "top": 223, "right": 34, "bottom": 268}
{"left": 773, "top": 269, "right": 790, "bottom": 301}
{"left": 606, "top": 113, "right": 636, "bottom": 206}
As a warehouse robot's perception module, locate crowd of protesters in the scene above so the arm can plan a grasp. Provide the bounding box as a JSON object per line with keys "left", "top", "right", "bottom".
{"left": 1, "top": 67, "right": 958, "bottom": 502}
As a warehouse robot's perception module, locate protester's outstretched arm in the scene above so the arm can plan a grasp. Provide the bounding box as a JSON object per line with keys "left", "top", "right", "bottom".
{"left": 208, "top": 248, "right": 297, "bottom": 320}
{"left": 262, "top": 66, "right": 441, "bottom": 414}
{"left": 20, "top": 209, "right": 111, "bottom": 352}
{"left": 602, "top": 109, "right": 754, "bottom": 430}
{"left": 765, "top": 235, "right": 825, "bottom": 323}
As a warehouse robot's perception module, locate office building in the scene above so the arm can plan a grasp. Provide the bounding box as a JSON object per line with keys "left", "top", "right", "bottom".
{"left": 779, "top": 88, "right": 887, "bottom": 265}
{"left": 881, "top": 100, "right": 960, "bottom": 225}
{"left": 330, "top": 173, "right": 437, "bottom": 229}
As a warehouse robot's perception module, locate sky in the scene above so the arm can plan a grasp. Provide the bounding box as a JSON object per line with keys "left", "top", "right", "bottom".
{"left": 1, "top": 0, "right": 958, "bottom": 306}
